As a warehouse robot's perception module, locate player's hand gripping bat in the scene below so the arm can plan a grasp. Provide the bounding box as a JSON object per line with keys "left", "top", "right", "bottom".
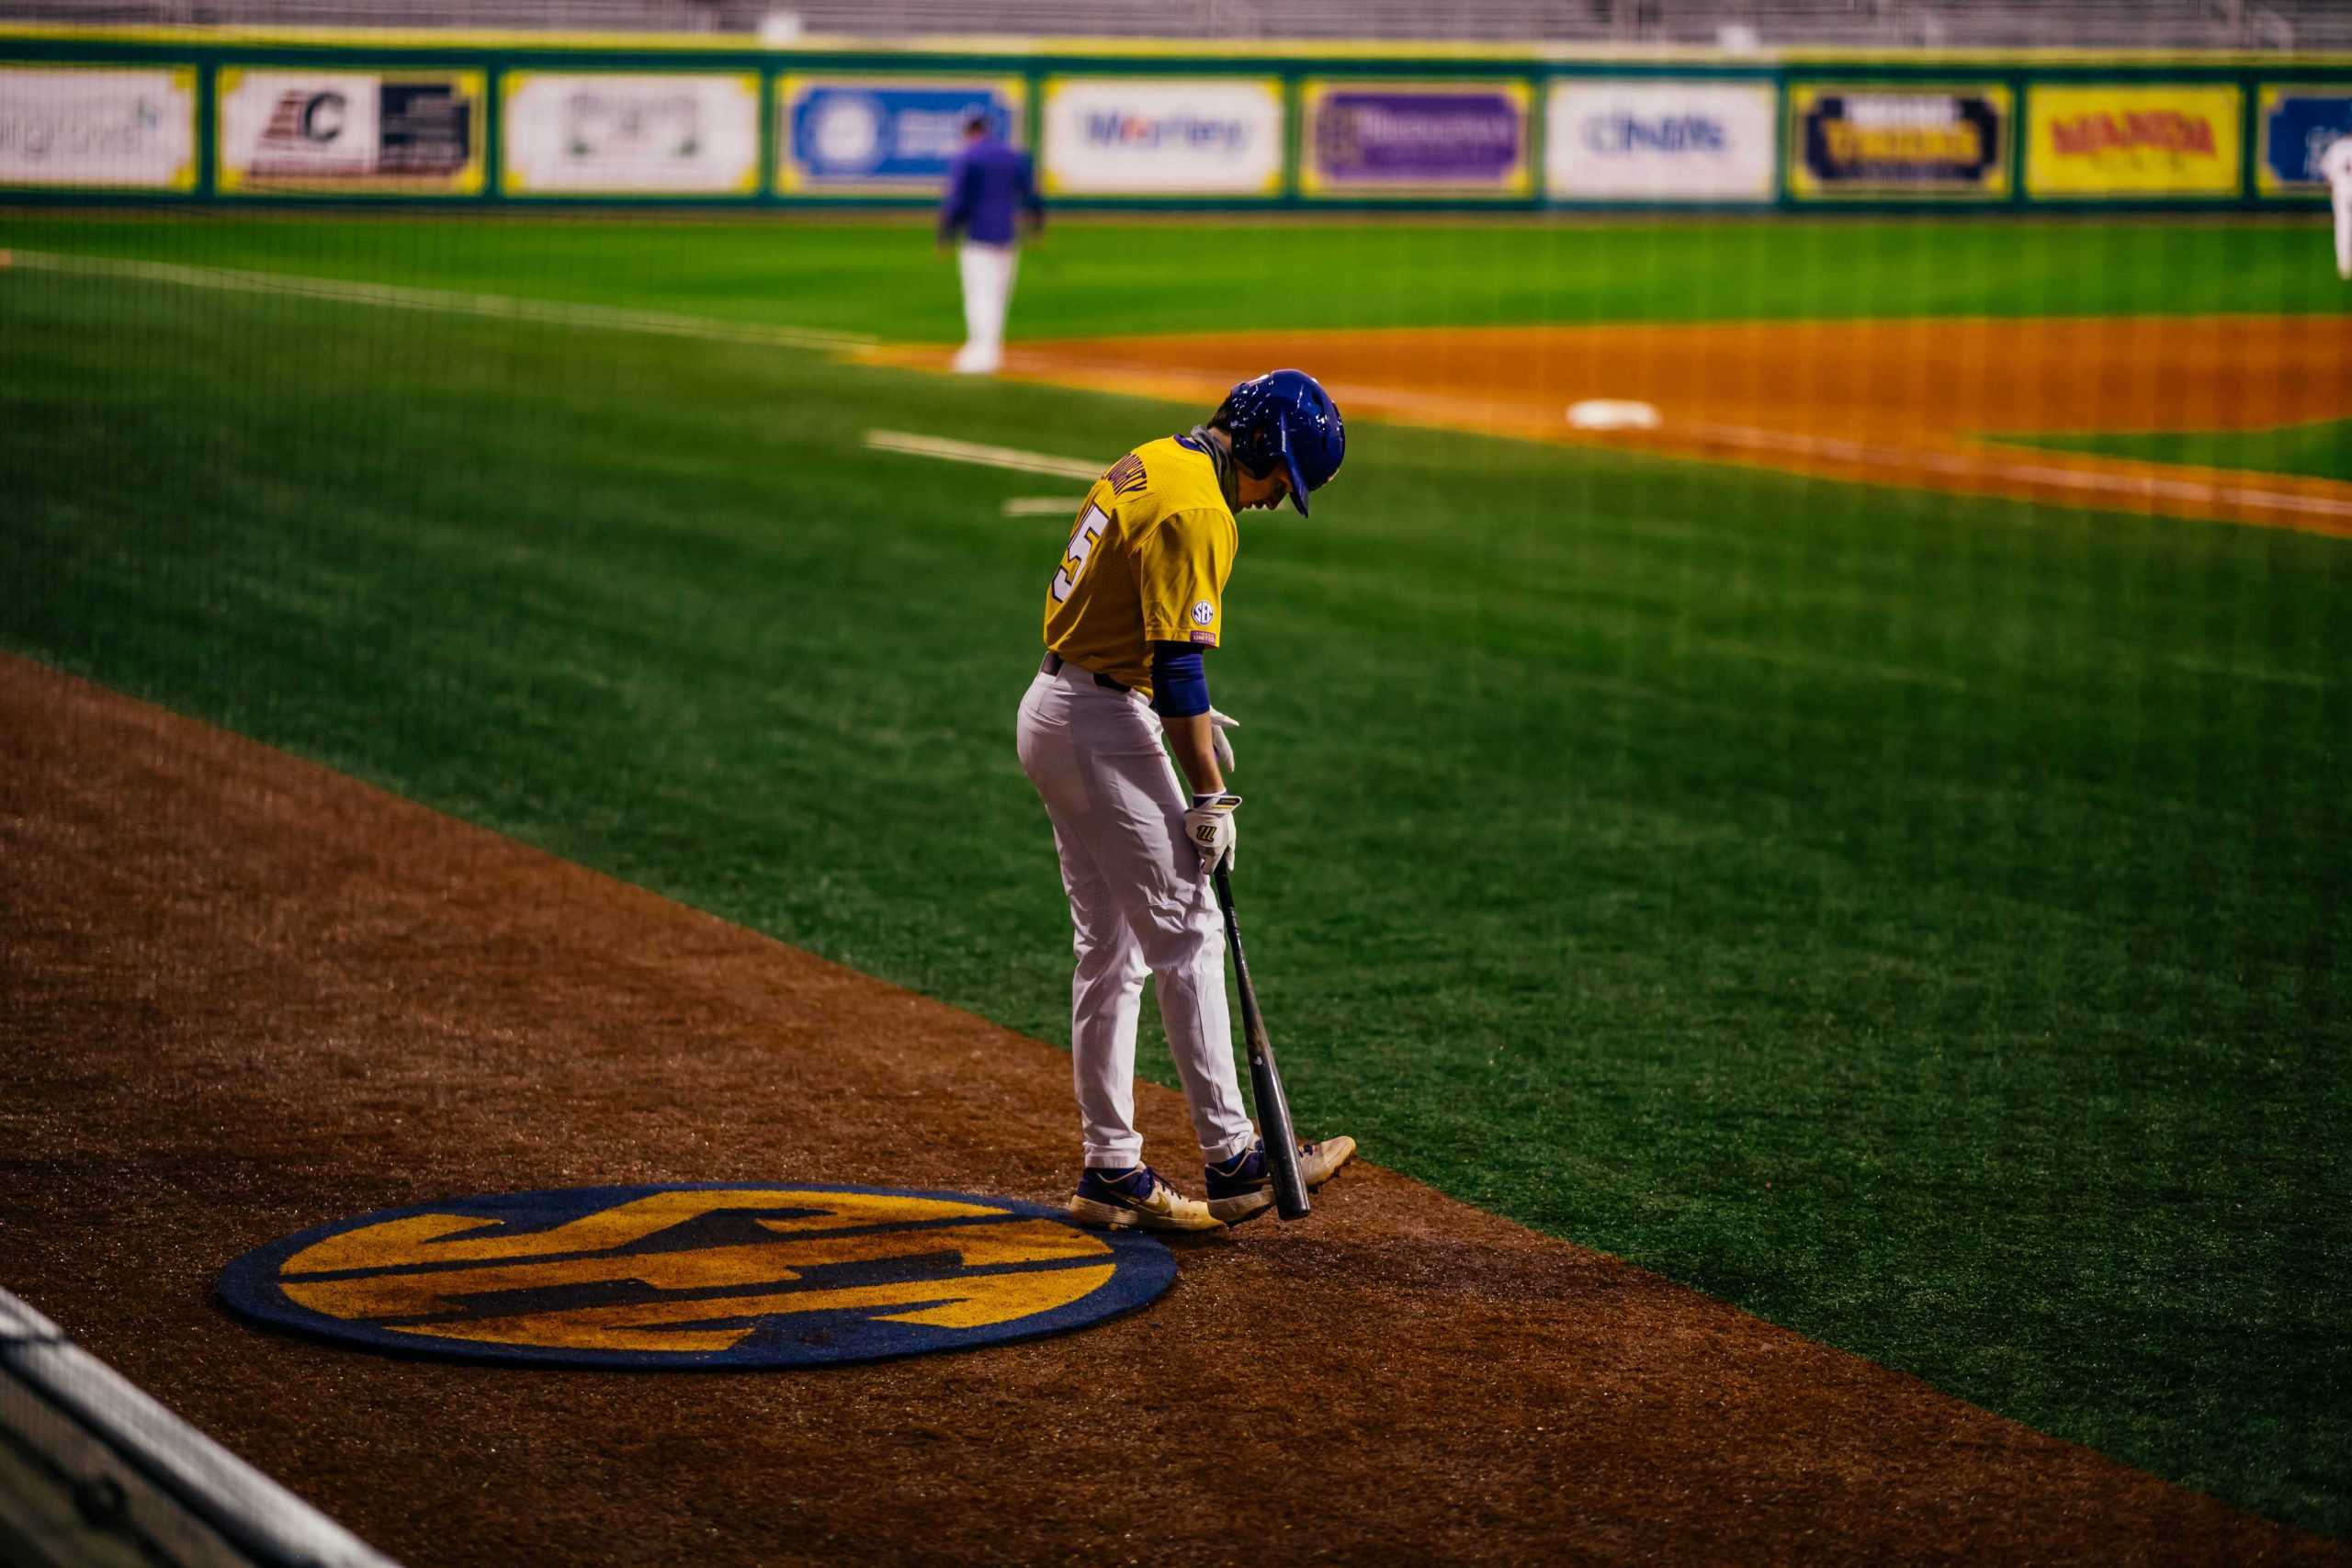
{"left": 1210, "top": 858, "right": 1310, "bottom": 1221}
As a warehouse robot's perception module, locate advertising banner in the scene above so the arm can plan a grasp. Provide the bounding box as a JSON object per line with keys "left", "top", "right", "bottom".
{"left": 0, "top": 65, "right": 197, "bottom": 189}
{"left": 1788, "top": 85, "right": 2010, "bottom": 199}
{"left": 502, "top": 72, "right": 758, "bottom": 196}
{"left": 1544, "top": 80, "right": 1775, "bottom": 202}
{"left": 779, "top": 75, "right": 1023, "bottom": 195}
{"left": 1040, "top": 77, "right": 1283, "bottom": 197}
{"left": 2026, "top": 85, "right": 2242, "bottom": 197}
{"left": 2256, "top": 85, "right": 2352, "bottom": 195}
{"left": 1299, "top": 80, "right": 1529, "bottom": 197}
{"left": 219, "top": 68, "right": 482, "bottom": 194}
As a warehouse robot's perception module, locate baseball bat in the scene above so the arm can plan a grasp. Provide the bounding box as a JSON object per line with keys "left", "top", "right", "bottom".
{"left": 1211, "top": 859, "right": 1310, "bottom": 1221}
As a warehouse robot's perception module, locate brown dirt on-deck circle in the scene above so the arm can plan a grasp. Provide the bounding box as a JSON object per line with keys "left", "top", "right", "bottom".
{"left": 864, "top": 314, "right": 2352, "bottom": 536}
{"left": 1, "top": 653, "right": 2343, "bottom": 1568}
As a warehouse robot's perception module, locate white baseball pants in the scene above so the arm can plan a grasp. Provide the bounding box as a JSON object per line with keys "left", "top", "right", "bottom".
{"left": 2335, "top": 185, "right": 2351, "bottom": 279}
{"left": 1015, "top": 665, "right": 1257, "bottom": 1171}
{"left": 955, "top": 241, "right": 1018, "bottom": 373}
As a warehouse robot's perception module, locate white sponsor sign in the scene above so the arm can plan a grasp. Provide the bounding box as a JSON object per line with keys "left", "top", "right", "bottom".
{"left": 1041, "top": 77, "right": 1283, "bottom": 196}
{"left": 1545, "top": 81, "right": 1777, "bottom": 201}
{"left": 0, "top": 67, "right": 197, "bottom": 189}
{"left": 503, "top": 72, "right": 759, "bottom": 195}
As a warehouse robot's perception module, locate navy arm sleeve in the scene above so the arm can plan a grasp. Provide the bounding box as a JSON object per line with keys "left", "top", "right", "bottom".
{"left": 1149, "top": 642, "right": 1210, "bottom": 717}
{"left": 938, "top": 159, "right": 973, "bottom": 243}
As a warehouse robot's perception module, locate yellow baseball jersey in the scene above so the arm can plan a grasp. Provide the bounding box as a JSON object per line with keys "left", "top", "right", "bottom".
{"left": 1041, "top": 434, "right": 1238, "bottom": 697}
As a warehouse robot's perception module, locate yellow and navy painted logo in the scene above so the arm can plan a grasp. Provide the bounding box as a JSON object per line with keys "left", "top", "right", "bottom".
{"left": 217, "top": 1184, "right": 1173, "bottom": 1368}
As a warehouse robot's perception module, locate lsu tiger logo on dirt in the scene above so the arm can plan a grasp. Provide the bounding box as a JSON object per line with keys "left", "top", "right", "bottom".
{"left": 217, "top": 1183, "right": 1174, "bottom": 1368}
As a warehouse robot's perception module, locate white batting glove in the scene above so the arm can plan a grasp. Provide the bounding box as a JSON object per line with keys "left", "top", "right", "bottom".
{"left": 1209, "top": 708, "right": 1240, "bottom": 774}
{"left": 1183, "top": 793, "right": 1241, "bottom": 872}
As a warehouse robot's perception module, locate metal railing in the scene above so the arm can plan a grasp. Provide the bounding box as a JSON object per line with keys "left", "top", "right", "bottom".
{"left": 0, "top": 1289, "right": 402, "bottom": 1568}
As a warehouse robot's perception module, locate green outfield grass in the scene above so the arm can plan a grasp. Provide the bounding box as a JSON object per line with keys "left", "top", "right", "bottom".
{"left": 3, "top": 214, "right": 2348, "bottom": 1536}
{"left": 2006, "top": 418, "right": 2352, "bottom": 484}
{"left": 4, "top": 212, "right": 2349, "bottom": 340}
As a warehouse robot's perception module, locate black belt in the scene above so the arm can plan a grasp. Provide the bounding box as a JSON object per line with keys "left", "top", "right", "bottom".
{"left": 1041, "top": 651, "right": 1130, "bottom": 693}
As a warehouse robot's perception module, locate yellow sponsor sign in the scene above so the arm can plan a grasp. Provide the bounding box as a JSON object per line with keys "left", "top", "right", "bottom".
{"left": 2026, "top": 84, "right": 2243, "bottom": 197}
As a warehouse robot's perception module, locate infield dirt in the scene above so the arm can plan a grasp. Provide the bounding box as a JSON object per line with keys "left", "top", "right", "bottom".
{"left": 2, "top": 653, "right": 2344, "bottom": 1566}
{"left": 866, "top": 314, "right": 2352, "bottom": 536}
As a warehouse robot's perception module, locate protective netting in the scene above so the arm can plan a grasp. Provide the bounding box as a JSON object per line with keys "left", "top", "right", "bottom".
{"left": 2, "top": 7, "right": 2346, "bottom": 1562}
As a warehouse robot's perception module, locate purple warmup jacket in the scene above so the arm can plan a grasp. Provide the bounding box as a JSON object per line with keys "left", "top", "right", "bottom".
{"left": 939, "top": 135, "right": 1044, "bottom": 248}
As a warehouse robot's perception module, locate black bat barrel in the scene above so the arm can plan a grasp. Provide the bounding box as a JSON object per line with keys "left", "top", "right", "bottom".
{"left": 1213, "top": 862, "right": 1311, "bottom": 1221}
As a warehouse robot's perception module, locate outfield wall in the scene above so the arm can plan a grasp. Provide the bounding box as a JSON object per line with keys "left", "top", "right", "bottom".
{"left": 4, "top": 27, "right": 2351, "bottom": 211}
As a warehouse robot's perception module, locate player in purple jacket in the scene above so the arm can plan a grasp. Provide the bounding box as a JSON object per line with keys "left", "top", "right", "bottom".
{"left": 938, "top": 107, "right": 1044, "bottom": 375}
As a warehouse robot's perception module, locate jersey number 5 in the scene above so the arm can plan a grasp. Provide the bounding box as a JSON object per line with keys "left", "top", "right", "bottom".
{"left": 1051, "top": 504, "right": 1109, "bottom": 603}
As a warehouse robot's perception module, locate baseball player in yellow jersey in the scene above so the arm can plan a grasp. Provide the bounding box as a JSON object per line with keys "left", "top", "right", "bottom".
{"left": 1015, "top": 369, "right": 1358, "bottom": 1232}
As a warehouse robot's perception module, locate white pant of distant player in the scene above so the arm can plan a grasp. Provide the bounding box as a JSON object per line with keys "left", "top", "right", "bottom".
{"left": 2334, "top": 183, "right": 2352, "bottom": 280}
{"left": 955, "top": 241, "right": 1018, "bottom": 374}
{"left": 1015, "top": 665, "right": 1257, "bottom": 1170}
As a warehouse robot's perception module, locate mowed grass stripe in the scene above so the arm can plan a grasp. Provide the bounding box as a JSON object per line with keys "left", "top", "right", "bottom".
{"left": 4, "top": 214, "right": 2348, "bottom": 341}
{"left": 3, "top": 253, "right": 2348, "bottom": 1535}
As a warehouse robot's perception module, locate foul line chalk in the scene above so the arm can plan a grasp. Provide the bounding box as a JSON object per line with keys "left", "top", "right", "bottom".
{"left": 865, "top": 430, "right": 1103, "bottom": 481}
{"left": 3, "top": 249, "right": 873, "bottom": 351}
{"left": 1678, "top": 420, "right": 2352, "bottom": 522}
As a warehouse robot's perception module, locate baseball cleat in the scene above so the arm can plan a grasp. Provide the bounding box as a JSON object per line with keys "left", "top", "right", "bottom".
{"left": 1203, "top": 1135, "right": 1358, "bottom": 1225}
{"left": 1068, "top": 1164, "right": 1225, "bottom": 1233}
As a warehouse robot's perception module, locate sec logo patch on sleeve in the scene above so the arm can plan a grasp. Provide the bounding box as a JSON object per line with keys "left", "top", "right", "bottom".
{"left": 217, "top": 1183, "right": 1174, "bottom": 1369}
{"left": 1191, "top": 600, "right": 1216, "bottom": 625}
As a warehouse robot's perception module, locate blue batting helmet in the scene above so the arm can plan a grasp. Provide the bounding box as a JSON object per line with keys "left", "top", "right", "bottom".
{"left": 1218, "top": 368, "right": 1344, "bottom": 516}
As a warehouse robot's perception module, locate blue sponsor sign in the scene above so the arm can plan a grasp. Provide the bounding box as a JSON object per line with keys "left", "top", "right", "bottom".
{"left": 780, "top": 76, "right": 1021, "bottom": 193}
{"left": 2258, "top": 87, "right": 2352, "bottom": 193}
